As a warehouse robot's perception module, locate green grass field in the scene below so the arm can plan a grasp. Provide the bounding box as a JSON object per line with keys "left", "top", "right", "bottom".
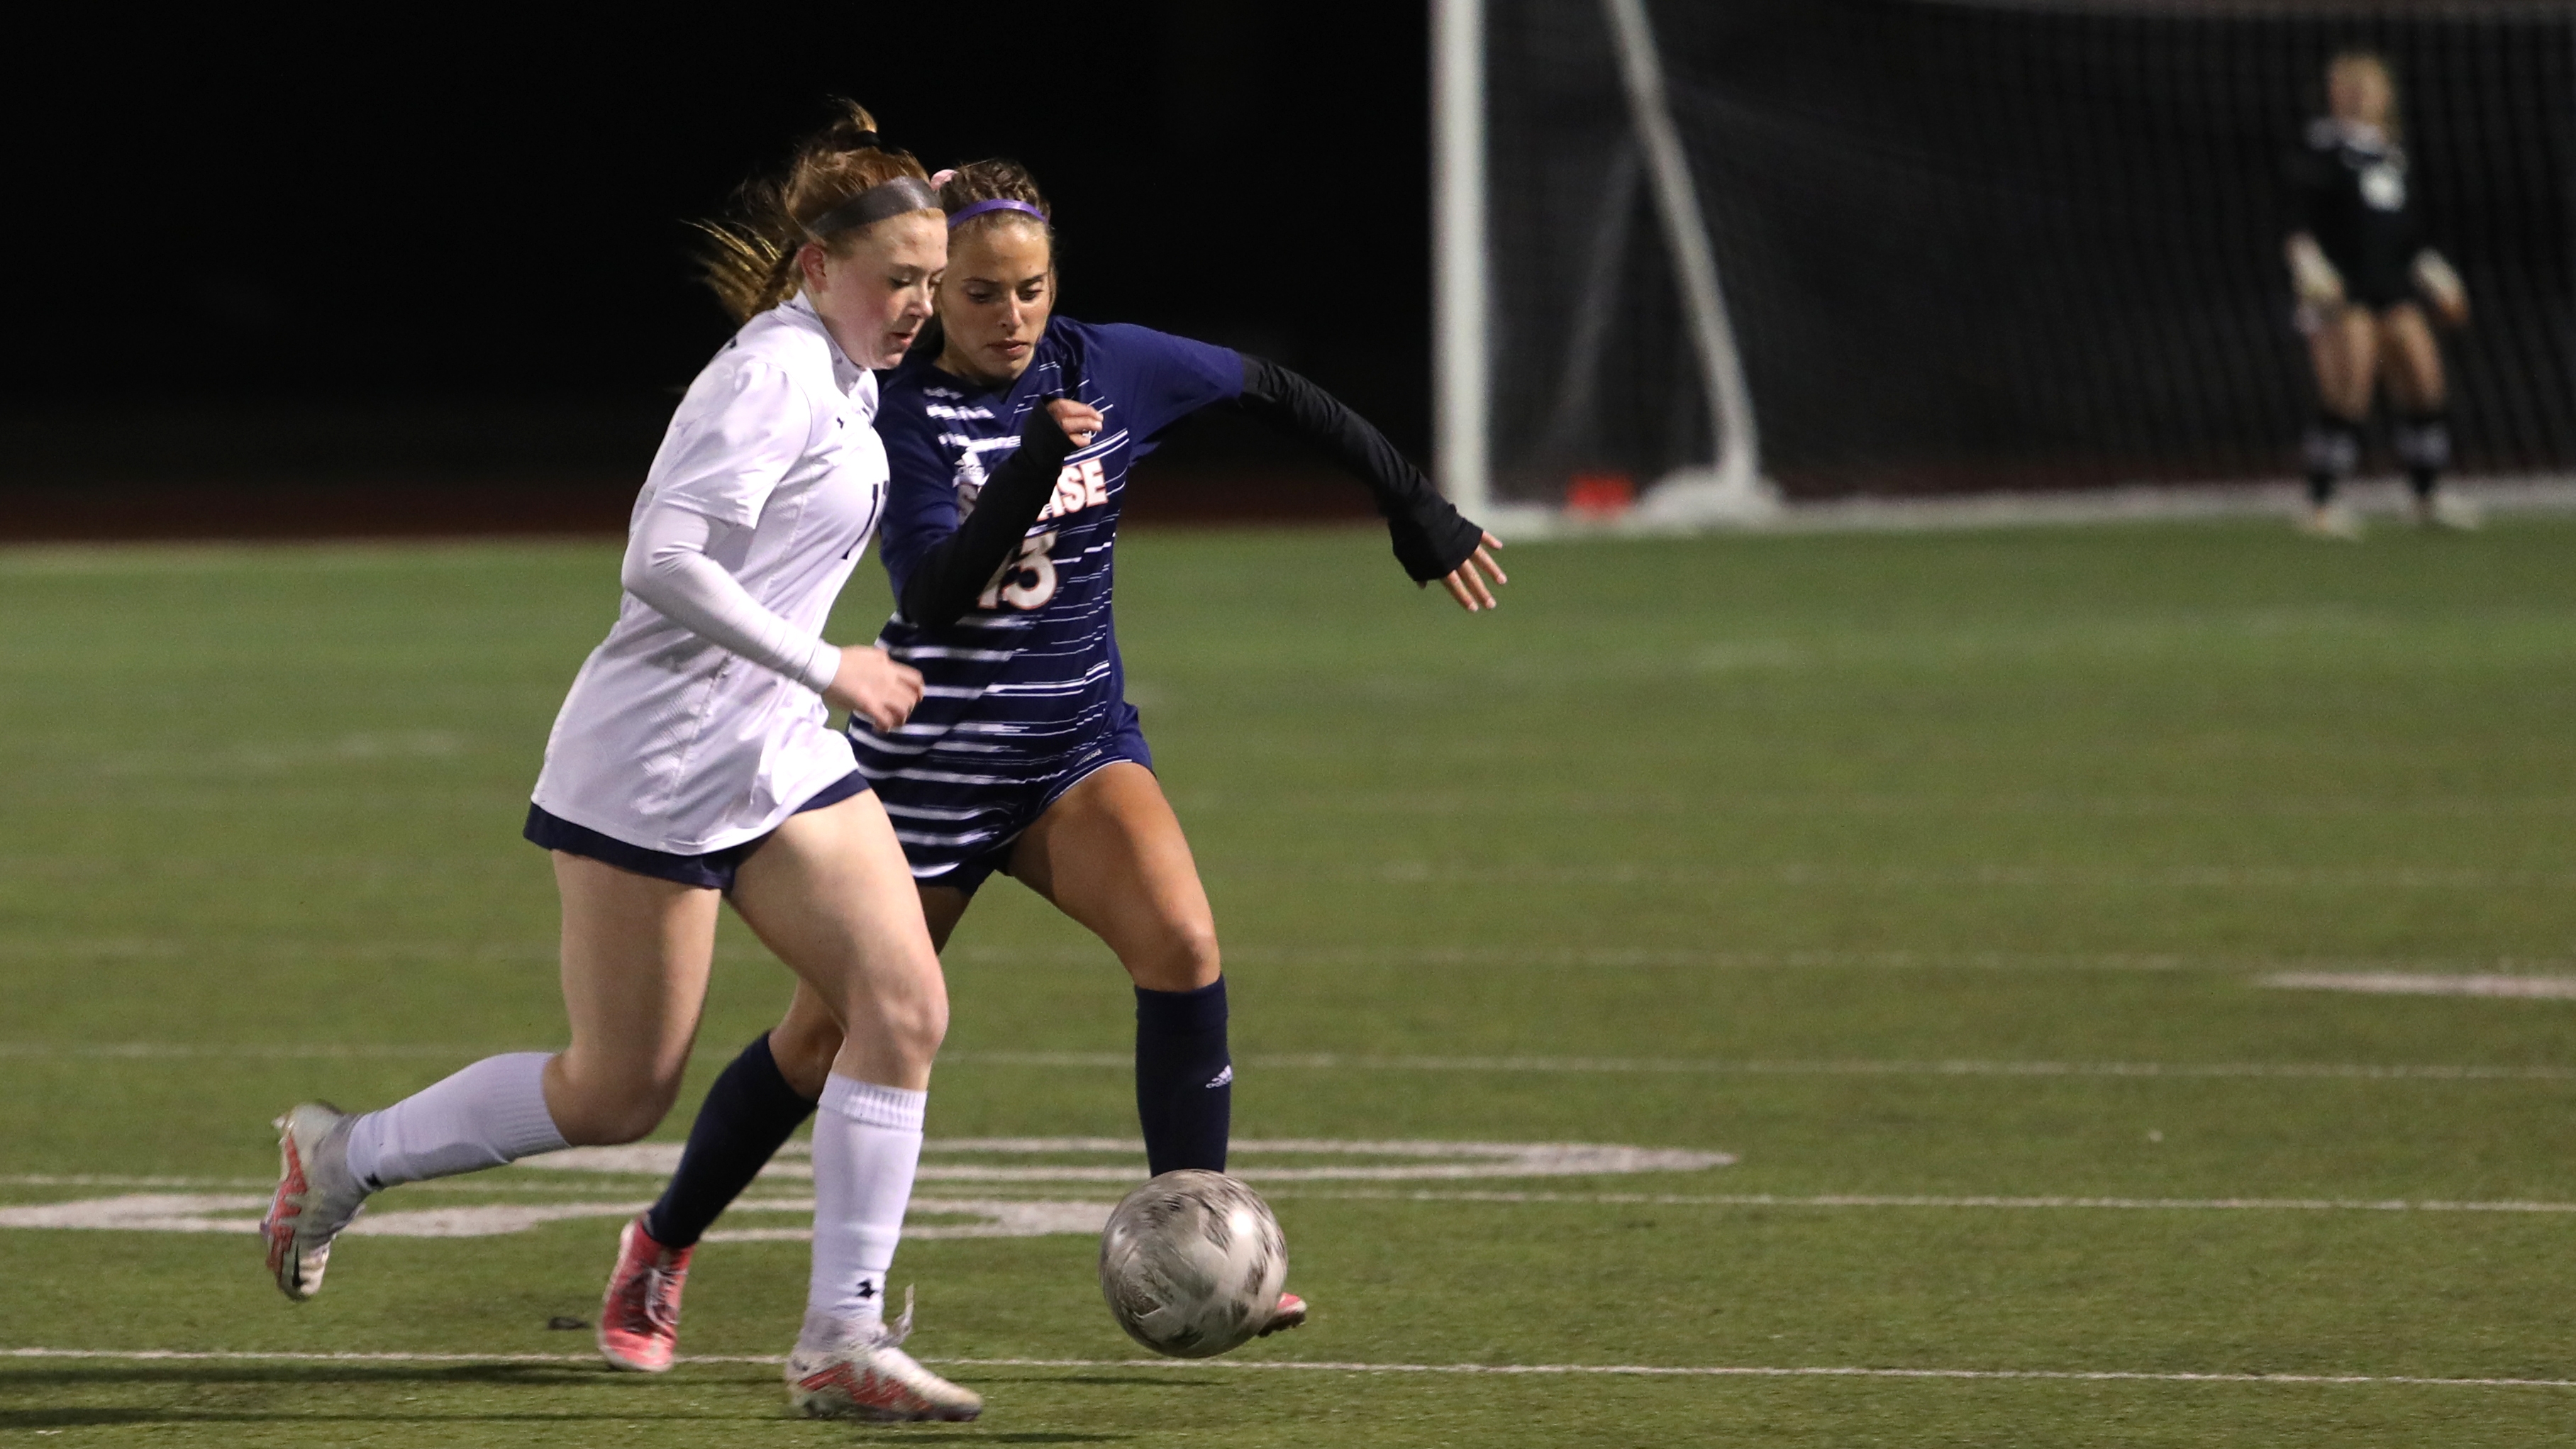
{"left": 4, "top": 519, "right": 2575, "bottom": 1445}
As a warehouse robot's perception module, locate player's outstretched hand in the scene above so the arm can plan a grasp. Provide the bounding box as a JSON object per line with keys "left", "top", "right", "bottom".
{"left": 826, "top": 645, "right": 926, "bottom": 732}
{"left": 1434, "top": 531, "right": 1509, "bottom": 612}
{"left": 1048, "top": 398, "right": 1103, "bottom": 449}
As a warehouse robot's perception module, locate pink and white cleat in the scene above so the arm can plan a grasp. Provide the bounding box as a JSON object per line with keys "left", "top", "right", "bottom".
{"left": 262, "top": 1102, "right": 369, "bottom": 1302}
{"left": 1258, "top": 1291, "right": 1309, "bottom": 1337}
{"left": 784, "top": 1302, "right": 982, "bottom": 1422}
{"left": 598, "top": 1216, "right": 694, "bottom": 1372}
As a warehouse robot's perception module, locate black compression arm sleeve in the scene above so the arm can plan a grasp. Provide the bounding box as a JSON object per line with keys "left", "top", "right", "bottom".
{"left": 1236, "top": 354, "right": 1484, "bottom": 582}
{"left": 898, "top": 401, "right": 1081, "bottom": 634}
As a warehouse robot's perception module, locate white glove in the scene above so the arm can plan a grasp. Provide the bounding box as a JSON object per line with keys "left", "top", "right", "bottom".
{"left": 2411, "top": 248, "right": 2466, "bottom": 316}
{"left": 2286, "top": 234, "right": 2344, "bottom": 308}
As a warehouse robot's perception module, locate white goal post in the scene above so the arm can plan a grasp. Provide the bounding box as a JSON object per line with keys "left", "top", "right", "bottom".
{"left": 1438, "top": 0, "right": 2576, "bottom": 527}
{"left": 1432, "top": 0, "right": 1779, "bottom": 528}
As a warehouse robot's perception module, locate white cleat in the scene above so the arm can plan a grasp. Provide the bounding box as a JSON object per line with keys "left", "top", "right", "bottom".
{"left": 2297, "top": 502, "right": 2366, "bottom": 541}
{"left": 2417, "top": 492, "right": 2485, "bottom": 531}
{"left": 262, "top": 1102, "right": 369, "bottom": 1302}
{"left": 784, "top": 1302, "right": 982, "bottom": 1423}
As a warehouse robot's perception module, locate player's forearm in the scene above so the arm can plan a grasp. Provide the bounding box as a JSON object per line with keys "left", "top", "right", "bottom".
{"left": 898, "top": 408, "right": 1079, "bottom": 633}
{"left": 622, "top": 502, "right": 839, "bottom": 692}
{"left": 1235, "top": 355, "right": 1482, "bottom": 581}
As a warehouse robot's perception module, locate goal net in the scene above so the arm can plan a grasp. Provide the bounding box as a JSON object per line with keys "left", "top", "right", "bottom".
{"left": 1448, "top": 0, "right": 2576, "bottom": 518}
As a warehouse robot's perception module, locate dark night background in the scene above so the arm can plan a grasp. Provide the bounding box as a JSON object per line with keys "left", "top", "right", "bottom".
{"left": 0, "top": 4, "right": 1428, "bottom": 533}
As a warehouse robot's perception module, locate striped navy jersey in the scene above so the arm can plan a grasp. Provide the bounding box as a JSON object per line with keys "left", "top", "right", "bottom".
{"left": 850, "top": 316, "right": 1241, "bottom": 790}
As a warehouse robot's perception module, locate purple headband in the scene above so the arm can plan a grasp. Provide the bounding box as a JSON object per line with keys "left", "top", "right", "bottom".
{"left": 948, "top": 198, "right": 1049, "bottom": 229}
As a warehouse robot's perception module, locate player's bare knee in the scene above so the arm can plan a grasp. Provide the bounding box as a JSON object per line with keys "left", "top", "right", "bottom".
{"left": 1128, "top": 926, "right": 1220, "bottom": 992}
{"left": 883, "top": 991, "right": 948, "bottom": 1058}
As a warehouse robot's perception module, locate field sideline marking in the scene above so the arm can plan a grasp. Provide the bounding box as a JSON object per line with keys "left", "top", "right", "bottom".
{"left": 18, "top": 943, "right": 2576, "bottom": 977}
{"left": 0, "top": 1043, "right": 502, "bottom": 1060}
{"left": 1294, "top": 862, "right": 2576, "bottom": 889}
{"left": 947, "top": 1052, "right": 2576, "bottom": 1081}
{"left": 3, "top": 1347, "right": 2568, "bottom": 1390}
{"left": 16, "top": 1184, "right": 2576, "bottom": 1218}
{"left": 1264, "top": 1188, "right": 2576, "bottom": 1214}
{"left": 7, "top": 1044, "right": 2572, "bottom": 1082}
{"left": 2263, "top": 972, "right": 2576, "bottom": 1000}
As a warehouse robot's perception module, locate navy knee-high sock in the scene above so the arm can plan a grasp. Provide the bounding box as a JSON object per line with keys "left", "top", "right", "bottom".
{"left": 2304, "top": 412, "right": 2363, "bottom": 505}
{"left": 2395, "top": 410, "right": 2453, "bottom": 500}
{"left": 1135, "top": 979, "right": 1231, "bottom": 1176}
{"left": 641, "top": 1033, "right": 817, "bottom": 1249}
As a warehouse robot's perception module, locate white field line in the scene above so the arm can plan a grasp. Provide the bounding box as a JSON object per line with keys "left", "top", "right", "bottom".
{"left": 4, "top": 1346, "right": 2570, "bottom": 1390}
{"left": 947, "top": 1051, "right": 2576, "bottom": 1082}
{"left": 1308, "top": 863, "right": 2576, "bottom": 889}
{"left": 1262, "top": 1188, "right": 2576, "bottom": 1214}
{"left": 0, "top": 1177, "right": 884, "bottom": 1198}
{"left": 0, "top": 1194, "right": 1106, "bottom": 1240}
{"left": 0, "top": 1176, "right": 832, "bottom": 1195}
{"left": 972, "top": 945, "right": 2576, "bottom": 975}
{"left": 0, "top": 1043, "right": 495, "bottom": 1060}
{"left": 2262, "top": 972, "right": 2576, "bottom": 1000}
{"left": 6, "top": 1043, "right": 2572, "bottom": 1081}
{"left": 11, "top": 944, "right": 2576, "bottom": 977}
{"left": 16, "top": 1184, "right": 2576, "bottom": 1219}
{"left": 522, "top": 1138, "right": 1733, "bottom": 1185}
{"left": 1168, "top": 792, "right": 2576, "bottom": 819}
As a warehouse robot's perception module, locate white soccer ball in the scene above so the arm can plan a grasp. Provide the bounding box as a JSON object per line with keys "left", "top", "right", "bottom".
{"left": 1097, "top": 1170, "right": 1288, "bottom": 1358}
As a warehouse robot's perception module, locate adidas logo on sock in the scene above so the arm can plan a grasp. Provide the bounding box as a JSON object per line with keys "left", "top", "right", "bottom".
{"left": 1205, "top": 1065, "right": 1233, "bottom": 1089}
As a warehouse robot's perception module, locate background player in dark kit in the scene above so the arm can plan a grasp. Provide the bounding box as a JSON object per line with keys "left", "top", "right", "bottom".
{"left": 596, "top": 157, "right": 1507, "bottom": 1363}
{"left": 2284, "top": 49, "right": 2475, "bottom": 538}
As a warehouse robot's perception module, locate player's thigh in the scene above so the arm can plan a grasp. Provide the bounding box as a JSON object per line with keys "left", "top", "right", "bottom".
{"left": 2377, "top": 303, "right": 2446, "bottom": 410}
{"left": 1010, "top": 762, "right": 1220, "bottom": 992}
{"left": 767, "top": 883, "right": 974, "bottom": 1098}
{"left": 550, "top": 852, "right": 723, "bottom": 1133}
{"left": 2309, "top": 308, "right": 2377, "bottom": 415}
{"left": 731, "top": 792, "right": 948, "bottom": 1082}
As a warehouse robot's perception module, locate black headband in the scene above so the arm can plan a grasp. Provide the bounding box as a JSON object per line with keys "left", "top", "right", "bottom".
{"left": 802, "top": 174, "right": 942, "bottom": 239}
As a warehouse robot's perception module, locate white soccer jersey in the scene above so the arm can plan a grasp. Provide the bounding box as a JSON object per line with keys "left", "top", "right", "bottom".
{"left": 531, "top": 295, "right": 887, "bottom": 855}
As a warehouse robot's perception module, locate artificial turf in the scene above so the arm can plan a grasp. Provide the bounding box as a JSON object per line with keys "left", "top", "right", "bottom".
{"left": 3, "top": 519, "right": 2574, "bottom": 1445}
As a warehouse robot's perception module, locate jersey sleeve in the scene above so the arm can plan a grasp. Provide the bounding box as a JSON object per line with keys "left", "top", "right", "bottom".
{"left": 643, "top": 356, "right": 821, "bottom": 529}
{"left": 873, "top": 394, "right": 966, "bottom": 603}
{"left": 1083, "top": 323, "right": 1244, "bottom": 445}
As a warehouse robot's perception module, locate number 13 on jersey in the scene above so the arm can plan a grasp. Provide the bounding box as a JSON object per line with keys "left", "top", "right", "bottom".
{"left": 977, "top": 530, "right": 1060, "bottom": 612}
{"left": 973, "top": 457, "right": 1106, "bottom": 613}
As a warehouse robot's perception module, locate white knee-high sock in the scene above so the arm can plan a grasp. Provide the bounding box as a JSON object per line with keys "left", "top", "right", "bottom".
{"left": 343, "top": 1052, "right": 569, "bottom": 1190}
{"left": 802, "top": 1073, "right": 926, "bottom": 1345}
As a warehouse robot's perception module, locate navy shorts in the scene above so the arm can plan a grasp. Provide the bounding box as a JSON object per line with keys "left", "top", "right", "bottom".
{"left": 523, "top": 770, "right": 872, "bottom": 892}
{"left": 875, "top": 708, "right": 1154, "bottom": 899}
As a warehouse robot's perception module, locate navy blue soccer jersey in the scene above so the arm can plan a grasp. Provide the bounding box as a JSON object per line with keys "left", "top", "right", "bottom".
{"left": 848, "top": 316, "right": 1241, "bottom": 877}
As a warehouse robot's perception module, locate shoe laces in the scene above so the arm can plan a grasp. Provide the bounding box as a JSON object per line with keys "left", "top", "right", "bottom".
{"left": 639, "top": 1261, "right": 684, "bottom": 1335}
{"left": 612, "top": 1243, "right": 686, "bottom": 1335}
{"left": 875, "top": 1285, "right": 917, "bottom": 1350}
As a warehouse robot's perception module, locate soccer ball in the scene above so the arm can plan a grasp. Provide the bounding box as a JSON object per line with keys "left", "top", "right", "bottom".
{"left": 1097, "top": 1170, "right": 1288, "bottom": 1358}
